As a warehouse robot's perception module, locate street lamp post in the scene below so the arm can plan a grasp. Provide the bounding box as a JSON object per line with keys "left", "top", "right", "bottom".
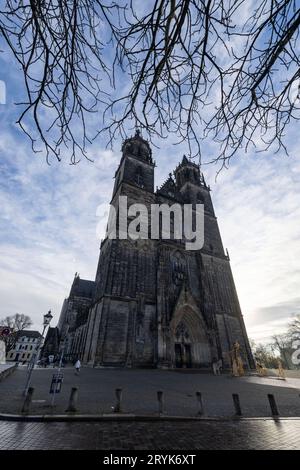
{"left": 23, "top": 310, "right": 53, "bottom": 396}
{"left": 50, "top": 334, "right": 68, "bottom": 407}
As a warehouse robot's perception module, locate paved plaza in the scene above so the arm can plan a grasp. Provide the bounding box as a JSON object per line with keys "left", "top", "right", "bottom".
{"left": 0, "top": 418, "right": 300, "bottom": 450}
{"left": 0, "top": 367, "right": 300, "bottom": 417}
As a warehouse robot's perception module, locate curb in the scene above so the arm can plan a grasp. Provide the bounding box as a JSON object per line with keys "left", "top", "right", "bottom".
{"left": 1, "top": 413, "right": 300, "bottom": 423}
{"left": 0, "top": 364, "right": 17, "bottom": 382}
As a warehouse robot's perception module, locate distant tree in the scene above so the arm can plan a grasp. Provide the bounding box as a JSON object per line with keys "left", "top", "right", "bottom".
{"left": 251, "top": 340, "right": 279, "bottom": 369}
{"left": 0, "top": 1, "right": 299, "bottom": 164}
{"left": 0, "top": 313, "right": 32, "bottom": 352}
{"left": 270, "top": 333, "right": 294, "bottom": 368}
{"left": 287, "top": 314, "right": 300, "bottom": 341}
{"left": 1, "top": 313, "right": 32, "bottom": 331}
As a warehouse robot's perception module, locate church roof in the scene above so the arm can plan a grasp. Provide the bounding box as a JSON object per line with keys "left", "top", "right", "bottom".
{"left": 14, "top": 330, "right": 42, "bottom": 339}
{"left": 43, "top": 327, "right": 60, "bottom": 345}
{"left": 70, "top": 276, "right": 95, "bottom": 299}
{"left": 159, "top": 173, "right": 175, "bottom": 191}
{"left": 156, "top": 173, "right": 183, "bottom": 201}
{"left": 41, "top": 327, "right": 60, "bottom": 356}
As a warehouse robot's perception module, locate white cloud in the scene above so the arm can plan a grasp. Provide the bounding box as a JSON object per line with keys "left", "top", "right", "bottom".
{"left": 208, "top": 149, "right": 300, "bottom": 343}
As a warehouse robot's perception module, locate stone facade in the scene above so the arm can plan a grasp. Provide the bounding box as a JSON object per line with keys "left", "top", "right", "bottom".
{"left": 56, "top": 274, "right": 95, "bottom": 362}
{"left": 81, "top": 132, "right": 254, "bottom": 369}
{"left": 41, "top": 327, "right": 60, "bottom": 363}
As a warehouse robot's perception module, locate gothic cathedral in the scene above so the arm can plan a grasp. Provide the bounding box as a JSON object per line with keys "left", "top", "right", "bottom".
{"left": 80, "top": 131, "right": 254, "bottom": 369}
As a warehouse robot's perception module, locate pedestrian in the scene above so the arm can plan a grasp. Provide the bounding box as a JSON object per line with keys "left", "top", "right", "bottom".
{"left": 216, "top": 358, "right": 222, "bottom": 375}
{"left": 212, "top": 358, "right": 217, "bottom": 375}
{"left": 212, "top": 357, "right": 222, "bottom": 375}
{"left": 74, "top": 359, "right": 81, "bottom": 375}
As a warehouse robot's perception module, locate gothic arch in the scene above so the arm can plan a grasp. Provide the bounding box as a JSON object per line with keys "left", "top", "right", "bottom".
{"left": 170, "top": 302, "right": 211, "bottom": 367}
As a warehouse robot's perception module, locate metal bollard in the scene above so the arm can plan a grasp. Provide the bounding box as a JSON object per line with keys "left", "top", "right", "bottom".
{"left": 65, "top": 387, "right": 78, "bottom": 412}
{"left": 21, "top": 387, "right": 34, "bottom": 413}
{"left": 196, "top": 391, "right": 204, "bottom": 416}
{"left": 114, "top": 388, "right": 123, "bottom": 413}
{"left": 232, "top": 393, "right": 242, "bottom": 416}
{"left": 157, "top": 390, "right": 164, "bottom": 415}
{"left": 268, "top": 394, "right": 280, "bottom": 416}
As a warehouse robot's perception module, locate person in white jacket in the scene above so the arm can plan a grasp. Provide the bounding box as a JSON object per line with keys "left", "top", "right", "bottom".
{"left": 75, "top": 359, "right": 81, "bottom": 375}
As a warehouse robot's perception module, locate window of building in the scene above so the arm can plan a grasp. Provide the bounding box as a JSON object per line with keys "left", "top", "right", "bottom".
{"left": 135, "top": 167, "right": 144, "bottom": 187}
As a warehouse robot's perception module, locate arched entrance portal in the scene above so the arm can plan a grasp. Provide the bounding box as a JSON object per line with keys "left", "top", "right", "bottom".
{"left": 174, "top": 322, "right": 192, "bottom": 368}
{"left": 170, "top": 305, "right": 211, "bottom": 368}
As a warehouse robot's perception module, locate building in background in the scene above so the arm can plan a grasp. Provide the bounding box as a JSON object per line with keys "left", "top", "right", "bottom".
{"left": 6, "top": 330, "right": 42, "bottom": 363}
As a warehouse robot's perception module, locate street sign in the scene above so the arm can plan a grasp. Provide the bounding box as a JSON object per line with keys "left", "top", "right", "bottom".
{"left": 49, "top": 373, "right": 64, "bottom": 394}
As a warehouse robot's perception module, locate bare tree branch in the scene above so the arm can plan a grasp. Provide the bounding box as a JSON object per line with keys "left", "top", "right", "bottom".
{"left": 0, "top": 313, "right": 32, "bottom": 352}
{"left": 0, "top": 1, "right": 299, "bottom": 166}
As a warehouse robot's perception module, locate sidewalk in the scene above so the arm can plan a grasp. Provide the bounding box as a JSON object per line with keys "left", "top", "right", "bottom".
{"left": 0, "top": 364, "right": 16, "bottom": 381}
{"left": 1, "top": 367, "right": 300, "bottom": 418}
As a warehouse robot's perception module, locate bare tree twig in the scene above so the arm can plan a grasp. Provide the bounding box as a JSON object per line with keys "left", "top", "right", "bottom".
{"left": 0, "top": 1, "right": 299, "bottom": 166}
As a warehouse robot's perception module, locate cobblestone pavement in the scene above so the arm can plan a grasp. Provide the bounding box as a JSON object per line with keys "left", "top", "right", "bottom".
{"left": 0, "top": 419, "right": 300, "bottom": 450}
{"left": 1, "top": 367, "right": 300, "bottom": 417}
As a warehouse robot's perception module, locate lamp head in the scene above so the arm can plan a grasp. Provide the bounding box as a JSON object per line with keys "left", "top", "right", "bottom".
{"left": 43, "top": 310, "right": 53, "bottom": 326}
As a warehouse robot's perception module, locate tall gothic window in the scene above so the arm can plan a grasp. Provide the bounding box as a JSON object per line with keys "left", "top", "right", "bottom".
{"left": 135, "top": 167, "right": 144, "bottom": 187}
{"left": 172, "top": 251, "right": 186, "bottom": 286}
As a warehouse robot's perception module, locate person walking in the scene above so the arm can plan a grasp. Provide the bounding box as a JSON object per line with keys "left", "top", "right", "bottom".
{"left": 74, "top": 359, "right": 81, "bottom": 375}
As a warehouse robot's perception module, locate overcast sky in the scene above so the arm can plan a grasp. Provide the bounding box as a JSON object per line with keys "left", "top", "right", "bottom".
{"left": 0, "top": 5, "right": 300, "bottom": 345}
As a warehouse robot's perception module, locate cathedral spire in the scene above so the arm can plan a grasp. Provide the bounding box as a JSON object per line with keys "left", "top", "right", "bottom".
{"left": 174, "top": 154, "right": 202, "bottom": 188}
{"left": 121, "top": 130, "right": 153, "bottom": 164}
{"left": 181, "top": 154, "right": 189, "bottom": 165}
